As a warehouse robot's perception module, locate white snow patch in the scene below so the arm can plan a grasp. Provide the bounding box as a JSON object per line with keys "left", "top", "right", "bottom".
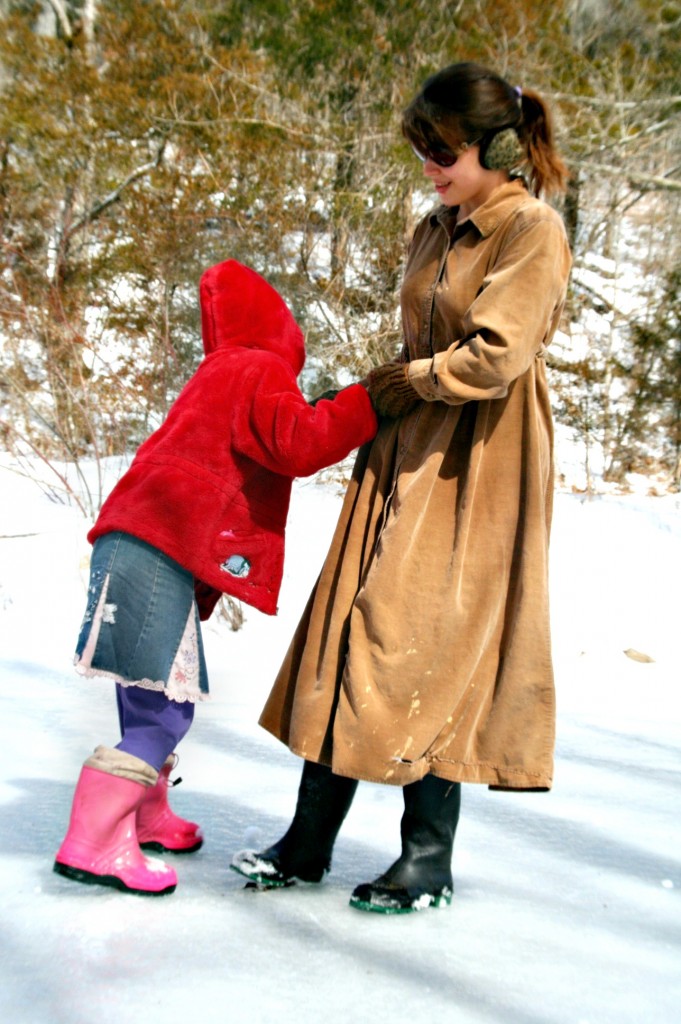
{"left": 0, "top": 455, "right": 679, "bottom": 1024}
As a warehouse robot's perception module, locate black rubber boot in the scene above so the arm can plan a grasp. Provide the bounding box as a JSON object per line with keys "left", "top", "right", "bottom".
{"left": 349, "top": 775, "right": 461, "bottom": 914}
{"left": 231, "top": 760, "right": 358, "bottom": 888}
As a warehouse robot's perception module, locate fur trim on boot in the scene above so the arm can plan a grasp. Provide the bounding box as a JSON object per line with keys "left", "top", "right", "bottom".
{"left": 84, "top": 745, "right": 159, "bottom": 787}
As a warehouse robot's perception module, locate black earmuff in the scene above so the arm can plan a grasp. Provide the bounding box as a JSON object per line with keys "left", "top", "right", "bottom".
{"left": 478, "top": 127, "right": 524, "bottom": 171}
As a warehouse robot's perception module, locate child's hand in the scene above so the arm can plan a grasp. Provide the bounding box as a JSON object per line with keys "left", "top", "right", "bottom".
{"left": 308, "top": 389, "right": 340, "bottom": 407}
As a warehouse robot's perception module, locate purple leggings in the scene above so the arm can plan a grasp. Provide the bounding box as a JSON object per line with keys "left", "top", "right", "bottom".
{"left": 115, "top": 684, "right": 194, "bottom": 772}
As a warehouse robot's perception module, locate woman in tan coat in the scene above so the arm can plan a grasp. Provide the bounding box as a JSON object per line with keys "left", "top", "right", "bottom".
{"left": 232, "top": 62, "right": 572, "bottom": 913}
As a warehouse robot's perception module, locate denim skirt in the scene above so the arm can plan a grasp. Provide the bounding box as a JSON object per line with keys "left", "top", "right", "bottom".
{"left": 74, "top": 532, "right": 209, "bottom": 702}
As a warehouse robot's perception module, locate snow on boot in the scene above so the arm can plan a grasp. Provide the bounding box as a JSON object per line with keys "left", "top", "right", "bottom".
{"left": 231, "top": 760, "right": 357, "bottom": 888}
{"left": 53, "top": 747, "right": 177, "bottom": 896}
{"left": 136, "top": 754, "right": 203, "bottom": 854}
{"left": 349, "top": 775, "right": 461, "bottom": 914}
{"left": 230, "top": 846, "right": 297, "bottom": 888}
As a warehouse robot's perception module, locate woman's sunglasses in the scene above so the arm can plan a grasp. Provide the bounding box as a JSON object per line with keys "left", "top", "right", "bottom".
{"left": 410, "top": 139, "right": 477, "bottom": 168}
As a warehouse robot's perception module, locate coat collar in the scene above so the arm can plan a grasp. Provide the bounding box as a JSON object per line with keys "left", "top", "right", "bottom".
{"left": 431, "top": 178, "right": 529, "bottom": 239}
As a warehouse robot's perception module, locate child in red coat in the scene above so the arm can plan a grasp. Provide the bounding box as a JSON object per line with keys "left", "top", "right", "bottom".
{"left": 53, "top": 260, "right": 377, "bottom": 896}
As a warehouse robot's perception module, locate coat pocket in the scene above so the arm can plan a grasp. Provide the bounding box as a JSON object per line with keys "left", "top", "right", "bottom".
{"left": 211, "top": 527, "right": 282, "bottom": 590}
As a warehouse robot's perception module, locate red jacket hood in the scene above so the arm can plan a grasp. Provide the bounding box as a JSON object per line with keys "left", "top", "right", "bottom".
{"left": 200, "top": 260, "right": 306, "bottom": 375}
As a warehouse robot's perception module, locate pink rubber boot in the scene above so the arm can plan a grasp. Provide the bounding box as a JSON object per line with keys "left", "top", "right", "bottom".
{"left": 136, "top": 754, "right": 203, "bottom": 854}
{"left": 54, "top": 748, "right": 177, "bottom": 896}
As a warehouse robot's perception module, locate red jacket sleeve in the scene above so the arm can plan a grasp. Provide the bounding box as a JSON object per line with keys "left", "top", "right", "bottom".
{"left": 233, "top": 359, "right": 378, "bottom": 477}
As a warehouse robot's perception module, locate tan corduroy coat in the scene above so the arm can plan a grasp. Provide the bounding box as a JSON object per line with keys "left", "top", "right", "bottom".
{"left": 260, "top": 180, "right": 572, "bottom": 791}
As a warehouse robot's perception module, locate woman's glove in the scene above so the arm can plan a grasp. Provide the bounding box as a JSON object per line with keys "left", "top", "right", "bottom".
{"left": 366, "top": 362, "right": 420, "bottom": 418}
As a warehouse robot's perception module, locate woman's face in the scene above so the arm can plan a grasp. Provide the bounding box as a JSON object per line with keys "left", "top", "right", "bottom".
{"left": 421, "top": 145, "right": 508, "bottom": 218}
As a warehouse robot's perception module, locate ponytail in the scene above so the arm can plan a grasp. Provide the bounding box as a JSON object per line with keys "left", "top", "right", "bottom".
{"left": 518, "top": 88, "right": 569, "bottom": 198}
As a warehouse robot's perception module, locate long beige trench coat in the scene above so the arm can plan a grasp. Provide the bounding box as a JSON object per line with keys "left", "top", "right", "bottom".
{"left": 260, "top": 180, "right": 572, "bottom": 791}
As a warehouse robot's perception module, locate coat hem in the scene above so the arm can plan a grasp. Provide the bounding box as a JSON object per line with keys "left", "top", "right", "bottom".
{"left": 276, "top": 739, "right": 552, "bottom": 791}
{"left": 430, "top": 755, "right": 552, "bottom": 792}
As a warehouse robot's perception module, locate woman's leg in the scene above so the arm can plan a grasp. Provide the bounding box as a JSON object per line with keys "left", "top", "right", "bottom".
{"left": 231, "top": 760, "right": 358, "bottom": 886}
{"left": 350, "top": 775, "right": 461, "bottom": 914}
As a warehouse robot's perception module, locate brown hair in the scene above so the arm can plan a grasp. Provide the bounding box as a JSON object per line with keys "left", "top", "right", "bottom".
{"left": 402, "top": 62, "right": 568, "bottom": 198}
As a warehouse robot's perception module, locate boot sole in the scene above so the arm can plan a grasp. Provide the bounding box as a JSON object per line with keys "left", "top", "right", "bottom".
{"left": 229, "top": 863, "right": 295, "bottom": 889}
{"left": 349, "top": 890, "right": 453, "bottom": 914}
{"left": 139, "top": 838, "right": 204, "bottom": 855}
{"left": 53, "top": 860, "right": 176, "bottom": 896}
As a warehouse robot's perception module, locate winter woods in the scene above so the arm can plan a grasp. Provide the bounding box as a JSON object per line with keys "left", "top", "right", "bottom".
{"left": 1, "top": 0, "right": 680, "bottom": 505}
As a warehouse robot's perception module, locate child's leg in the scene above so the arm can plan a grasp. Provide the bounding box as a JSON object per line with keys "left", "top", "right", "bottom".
{"left": 116, "top": 683, "right": 203, "bottom": 853}
{"left": 115, "top": 683, "right": 194, "bottom": 771}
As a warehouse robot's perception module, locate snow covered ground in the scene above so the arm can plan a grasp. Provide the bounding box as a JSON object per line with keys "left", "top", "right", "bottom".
{"left": 0, "top": 454, "right": 679, "bottom": 1024}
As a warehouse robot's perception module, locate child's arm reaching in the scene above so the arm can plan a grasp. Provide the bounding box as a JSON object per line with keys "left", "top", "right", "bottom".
{"left": 233, "top": 358, "right": 378, "bottom": 478}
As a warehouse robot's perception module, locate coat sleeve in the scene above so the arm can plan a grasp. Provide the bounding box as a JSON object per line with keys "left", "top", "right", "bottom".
{"left": 232, "top": 361, "right": 378, "bottom": 477}
{"left": 408, "top": 213, "right": 571, "bottom": 405}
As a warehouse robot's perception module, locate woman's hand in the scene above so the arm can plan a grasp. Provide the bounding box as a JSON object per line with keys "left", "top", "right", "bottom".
{"left": 366, "top": 363, "right": 420, "bottom": 418}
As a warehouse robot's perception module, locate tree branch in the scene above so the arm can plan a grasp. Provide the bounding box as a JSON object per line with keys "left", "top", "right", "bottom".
{"left": 45, "top": 0, "right": 73, "bottom": 41}
{"left": 152, "top": 112, "right": 332, "bottom": 146}
{"left": 68, "top": 140, "right": 168, "bottom": 236}
{"left": 550, "top": 92, "right": 681, "bottom": 111}
{"left": 579, "top": 162, "right": 681, "bottom": 192}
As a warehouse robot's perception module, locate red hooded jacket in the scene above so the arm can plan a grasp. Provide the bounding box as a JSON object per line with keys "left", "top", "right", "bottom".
{"left": 89, "top": 260, "right": 378, "bottom": 617}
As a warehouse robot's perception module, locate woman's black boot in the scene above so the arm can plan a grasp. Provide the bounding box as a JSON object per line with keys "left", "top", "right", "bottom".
{"left": 231, "top": 759, "right": 358, "bottom": 887}
{"left": 350, "top": 775, "right": 461, "bottom": 914}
